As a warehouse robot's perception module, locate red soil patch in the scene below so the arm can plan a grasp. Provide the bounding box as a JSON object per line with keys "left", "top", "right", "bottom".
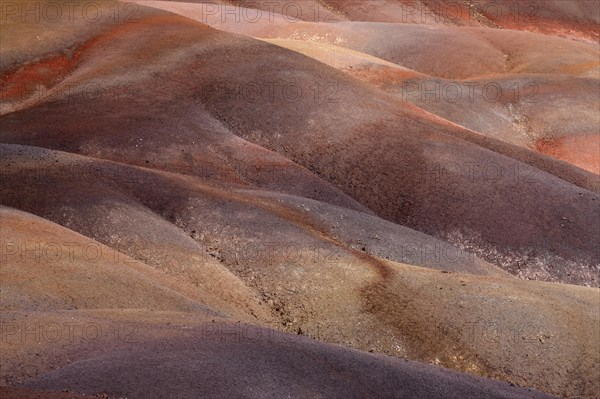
{"left": 0, "top": 54, "right": 79, "bottom": 101}
{"left": 536, "top": 134, "right": 600, "bottom": 175}
{"left": 0, "top": 12, "right": 205, "bottom": 105}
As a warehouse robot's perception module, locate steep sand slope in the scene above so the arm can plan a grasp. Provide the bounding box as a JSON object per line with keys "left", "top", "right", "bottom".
{"left": 228, "top": 0, "right": 599, "bottom": 42}
{"left": 2, "top": 145, "right": 599, "bottom": 397}
{"left": 1, "top": 204, "right": 578, "bottom": 397}
{"left": 1, "top": 2, "right": 599, "bottom": 398}
{"left": 0, "top": 144, "right": 502, "bottom": 276}
{"left": 1, "top": 208, "right": 216, "bottom": 315}
{"left": 257, "top": 39, "right": 600, "bottom": 174}
{"left": 1, "top": 311, "right": 556, "bottom": 399}
{"left": 142, "top": 0, "right": 599, "bottom": 172}
{"left": 1, "top": 8, "right": 597, "bottom": 284}
{"left": 151, "top": 3, "right": 598, "bottom": 78}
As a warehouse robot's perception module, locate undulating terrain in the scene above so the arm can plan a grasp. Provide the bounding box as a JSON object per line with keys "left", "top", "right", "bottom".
{"left": 1, "top": 1, "right": 599, "bottom": 398}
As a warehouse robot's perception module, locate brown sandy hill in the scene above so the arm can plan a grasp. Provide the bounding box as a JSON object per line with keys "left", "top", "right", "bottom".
{"left": 0, "top": 311, "right": 557, "bottom": 399}
{"left": 1, "top": 7, "right": 598, "bottom": 285}
{"left": 1, "top": 2, "right": 599, "bottom": 398}
{"left": 1, "top": 145, "right": 599, "bottom": 397}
